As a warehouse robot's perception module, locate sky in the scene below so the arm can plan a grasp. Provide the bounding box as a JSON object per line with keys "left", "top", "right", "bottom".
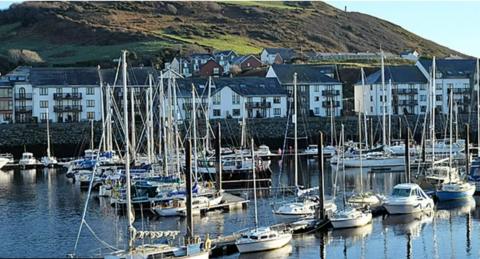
{"left": 326, "top": 1, "right": 480, "bottom": 57}
{"left": 0, "top": 1, "right": 478, "bottom": 57}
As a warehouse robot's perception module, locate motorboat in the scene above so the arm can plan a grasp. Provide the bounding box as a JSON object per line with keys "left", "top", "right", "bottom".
{"left": 383, "top": 183, "right": 434, "bottom": 214}
{"left": 235, "top": 227, "right": 292, "bottom": 254}
{"left": 153, "top": 193, "right": 223, "bottom": 217}
{"left": 18, "top": 152, "right": 38, "bottom": 168}
{"left": 330, "top": 207, "right": 372, "bottom": 229}
{"left": 0, "top": 157, "right": 9, "bottom": 169}
{"left": 436, "top": 181, "right": 475, "bottom": 201}
{"left": 273, "top": 198, "right": 337, "bottom": 219}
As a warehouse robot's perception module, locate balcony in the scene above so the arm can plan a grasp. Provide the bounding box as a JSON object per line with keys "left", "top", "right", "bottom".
{"left": 322, "top": 90, "right": 340, "bottom": 96}
{"left": 245, "top": 102, "right": 271, "bottom": 109}
{"left": 53, "top": 93, "right": 82, "bottom": 100}
{"left": 15, "top": 105, "right": 32, "bottom": 113}
{"left": 322, "top": 101, "right": 340, "bottom": 108}
{"left": 398, "top": 100, "right": 418, "bottom": 106}
{"left": 452, "top": 88, "right": 470, "bottom": 94}
{"left": 54, "top": 105, "right": 82, "bottom": 113}
{"left": 393, "top": 89, "right": 418, "bottom": 95}
{"left": 15, "top": 93, "right": 32, "bottom": 100}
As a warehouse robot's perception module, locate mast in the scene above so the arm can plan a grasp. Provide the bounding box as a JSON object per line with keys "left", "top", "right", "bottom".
{"left": 293, "top": 72, "right": 298, "bottom": 188}
{"left": 146, "top": 74, "right": 152, "bottom": 163}
{"left": 98, "top": 66, "right": 106, "bottom": 151}
{"left": 251, "top": 138, "right": 258, "bottom": 230}
{"left": 161, "top": 77, "right": 168, "bottom": 175}
{"left": 358, "top": 103, "right": 363, "bottom": 192}
{"left": 46, "top": 108, "right": 51, "bottom": 158}
{"left": 149, "top": 75, "right": 154, "bottom": 163}
{"left": 240, "top": 98, "right": 246, "bottom": 148}
{"left": 130, "top": 86, "right": 136, "bottom": 161}
{"left": 90, "top": 119, "right": 94, "bottom": 150}
{"left": 477, "top": 58, "right": 480, "bottom": 157}
{"left": 192, "top": 83, "right": 198, "bottom": 183}
{"left": 361, "top": 68, "right": 368, "bottom": 149}
{"left": 449, "top": 86, "right": 453, "bottom": 179}
{"left": 172, "top": 77, "right": 181, "bottom": 175}
{"left": 388, "top": 78, "right": 392, "bottom": 146}
{"left": 381, "top": 51, "right": 386, "bottom": 146}
{"left": 431, "top": 57, "right": 436, "bottom": 163}
{"left": 122, "top": 50, "right": 134, "bottom": 251}
{"left": 106, "top": 84, "right": 112, "bottom": 151}
{"left": 341, "top": 124, "right": 346, "bottom": 207}
{"left": 205, "top": 77, "right": 212, "bottom": 152}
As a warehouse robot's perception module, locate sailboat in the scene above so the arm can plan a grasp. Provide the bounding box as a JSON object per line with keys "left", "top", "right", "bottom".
{"left": 435, "top": 86, "right": 475, "bottom": 201}
{"left": 235, "top": 139, "right": 292, "bottom": 254}
{"left": 274, "top": 73, "right": 336, "bottom": 218}
{"left": 331, "top": 125, "right": 372, "bottom": 229}
{"left": 41, "top": 109, "right": 58, "bottom": 167}
{"left": 107, "top": 51, "right": 209, "bottom": 259}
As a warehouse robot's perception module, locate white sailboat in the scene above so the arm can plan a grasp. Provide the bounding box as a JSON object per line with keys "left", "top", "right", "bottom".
{"left": 235, "top": 139, "right": 292, "bottom": 254}
{"left": 41, "top": 109, "right": 58, "bottom": 167}
{"left": 331, "top": 125, "right": 373, "bottom": 229}
{"left": 107, "top": 51, "right": 209, "bottom": 259}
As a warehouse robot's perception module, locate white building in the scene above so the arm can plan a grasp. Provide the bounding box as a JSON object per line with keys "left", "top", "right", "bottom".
{"left": 354, "top": 65, "right": 429, "bottom": 116}
{"left": 260, "top": 48, "right": 296, "bottom": 65}
{"left": 416, "top": 58, "right": 476, "bottom": 115}
{"left": 266, "top": 64, "right": 343, "bottom": 117}
{"left": 175, "top": 77, "right": 288, "bottom": 120}
{"left": 400, "top": 50, "right": 420, "bottom": 61}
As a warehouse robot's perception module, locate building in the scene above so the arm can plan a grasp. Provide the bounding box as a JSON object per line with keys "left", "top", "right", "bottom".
{"left": 197, "top": 59, "right": 223, "bottom": 77}
{"left": 260, "top": 48, "right": 296, "bottom": 65}
{"left": 400, "top": 50, "right": 420, "bottom": 61}
{"left": 354, "top": 65, "right": 429, "bottom": 116}
{"left": 266, "top": 64, "right": 343, "bottom": 117}
{"left": 416, "top": 58, "right": 477, "bottom": 114}
{"left": 0, "top": 78, "right": 13, "bottom": 123}
{"left": 232, "top": 55, "right": 263, "bottom": 72}
{"left": 174, "top": 77, "right": 288, "bottom": 120}
{"left": 213, "top": 50, "right": 238, "bottom": 74}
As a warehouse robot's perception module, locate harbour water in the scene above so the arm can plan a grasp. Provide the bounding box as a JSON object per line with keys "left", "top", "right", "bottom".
{"left": 1, "top": 158, "right": 479, "bottom": 258}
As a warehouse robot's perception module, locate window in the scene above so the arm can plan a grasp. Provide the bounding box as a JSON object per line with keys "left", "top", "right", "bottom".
{"left": 436, "top": 83, "right": 443, "bottom": 90}
{"left": 370, "top": 107, "right": 373, "bottom": 113}
{"left": 233, "top": 109, "right": 241, "bottom": 116}
{"left": 232, "top": 93, "right": 240, "bottom": 105}
{"left": 380, "top": 96, "right": 383, "bottom": 102}
{"left": 274, "top": 108, "right": 281, "bottom": 116}
{"left": 86, "top": 87, "right": 95, "bottom": 95}
{"left": 40, "top": 100, "right": 48, "bottom": 108}
{"left": 370, "top": 85, "right": 373, "bottom": 91}
{"left": 40, "top": 112, "right": 47, "bottom": 121}
{"left": 314, "top": 107, "right": 320, "bottom": 115}
{"left": 72, "top": 88, "right": 79, "bottom": 94}
{"left": 421, "top": 106, "right": 427, "bottom": 112}
{"left": 87, "top": 100, "right": 95, "bottom": 107}
{"left": 213, "top": 67, "right": 220, "bottom": 74}
{"left": 314, "top": 96, "right": 320, "bottom": 102}
{"left": 370, "top": 96, "right": 373, "bottom": 102}
{"left": 40, "top": 88, "right": 48, "bottom": 96}
{"left": 420, "top": 84, "right": 426, "bottom": 90}
{"left": 213, "top": 109, "right": 221, "bottom": 117}
{"left": 273, "top": 97, "right": 281, "bottom": 104}
{"left": 87, "top": 112, "right": 95, "bottom": 120}
{"left": 436, "top": 95, "right": 442, "bottom": 101}
{"left": 314, "top": 85, "right": 320, "bottom": 92}
{"left": 420, "top": 95, "right": 427, "bottom": 101}
{"left": 56, "top": 88, "right": 62, "bottom": 94}
{"left": 212, "top": 94, "right": 221, "bottom": 105}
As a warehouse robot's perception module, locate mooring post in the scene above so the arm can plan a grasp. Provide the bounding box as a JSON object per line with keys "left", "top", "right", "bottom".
{"left": 318, "top": 131, "right": 325, "bottom": 220}
{"left": 215, "top": 122, "right": 222, "bottom": 192}
{"left": 466, "top": 123, "right": 470, "bottom": 176}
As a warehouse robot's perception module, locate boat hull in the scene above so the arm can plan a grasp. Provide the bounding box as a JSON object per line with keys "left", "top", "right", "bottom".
{"left": 236, "top": 234, "right": 292, "bottom": 253}
{"left": 383, "top": 202, "right": 433, "bottom": 215}
{"left": 436, "top": 188, "right": 475, "bottom": 201}
{"left": 331, "top": 213, "right": 372, "bottom": 229}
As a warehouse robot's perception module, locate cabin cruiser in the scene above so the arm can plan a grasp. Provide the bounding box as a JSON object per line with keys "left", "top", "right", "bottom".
{"left": 330, "top": 207, "right": 372, "bottom": 229}
{"left": 383, "top": 183, "right": 434, "bottom": 214}
{"left": 153, "top": 192, "right": 223, "bottom": 217}
{"left": 18, "top": 152, "right": 38, "bottom": 168}
{"left": 235, "top": 227, "right": 292, "bottom": 253}
{"left": 273, "top": 197, "right": 337, "bottom": 219}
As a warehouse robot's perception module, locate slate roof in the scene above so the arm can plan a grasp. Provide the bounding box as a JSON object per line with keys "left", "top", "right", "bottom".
{"left": 270, "top": 64, "right": 340, "bottom": 84}
{"left": 175, "top": 77, "right": 286, "bottom": 97}
{"left": 189, "top": 53, "right": 214, "bottom": 60}
{"left": 232, "top": 55, "right": 261, "bottom": 65}
{"left": 418, "top": 58, "right": 476, "bottom": 78}
{"left": 214, "top": 50, "right": 236, "bottom": 57}
{"left": 263, "top": 48, "right": 296, "bottom": 61}
{"left": 361, "top": 65, "right": 428, "bottom": 85}
{"left": 29, "top": 67, "right": 100, "bottom": 86}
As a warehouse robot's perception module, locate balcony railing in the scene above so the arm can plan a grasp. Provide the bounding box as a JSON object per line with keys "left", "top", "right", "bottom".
{"left": 245, "top": 102, "right": 271, "bottom": 109}
{"left": 393, "top": 89, "right": 418, "bottom": 95}
{"left": 54, "top": 105, "right": 82, "bottom": 113}
{"left": 322, "top": 90, "right": 340, "bottom": 96}
{"left": 452, "top": 88, "right": 470, "bottom": 94}
{"left": 15, "top": 105, "right": 32, "bottom": 113}
{"left": 14, "top": 93, "right": 32, "bottom": 100}
{"left": 398, "top": 100, "right": 418, "bottom": 106}
{"left": 322, "top": 101, "right": 340, "bottom": 108}
{"left": 53, "top": 93, "right": 82, "bottom": 100}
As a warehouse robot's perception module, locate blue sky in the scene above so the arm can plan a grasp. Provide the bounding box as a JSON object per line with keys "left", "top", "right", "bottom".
{"left": 0, "top": 1, "right": 478, "bottom": 57}
{"left": 326, "top": 1, "right": 480, "bottom": 57}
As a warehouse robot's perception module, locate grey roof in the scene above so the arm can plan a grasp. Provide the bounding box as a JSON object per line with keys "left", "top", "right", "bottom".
{"left": 100, "top": 67, "right": 158, "bottom": 86}
{"left": 175, "top": 77, "right": 286, "bottom": 97}
{"left": 29, "top": 67, "right": 100, "bottom": 86}
{"left": 418, "top": 58, "right": 476, "bottom": 78}
{"left": 263, "top": 48, "right": 296, "bottom": 60}
{"left": 214, "top": 50, "right": 236, "bottom": 57}
{"left": 270, "top": 64, "right": 340, "bottom": 84}
{"left": 362, "top": 65, "right": 428, "bottom": 85}
{"left": 189, "top": 53, "right": 214, "bottom": 60}
{"left": 232, "top": 55, "right": 260, "bottom": 65}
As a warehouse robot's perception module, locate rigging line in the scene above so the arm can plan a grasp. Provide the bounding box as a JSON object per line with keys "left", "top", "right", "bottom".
{"left": 73, "top": 131, "right": 106, "bottom": 254}
{"left": 83, "top": 220, "right": 119, "bottom": 251}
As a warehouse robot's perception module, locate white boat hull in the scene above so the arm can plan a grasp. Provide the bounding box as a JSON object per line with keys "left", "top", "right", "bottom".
{"left": 383, "top": 202, "right": 433, "bottom": 215}
{"left": 331, "top": 212, "right": 372, "bottom": 229}
{"left": 236, "top": 234, "right": 292, "bottom": 253}
{"left": 0, "top": 158, "right": 8, "bottom": 169}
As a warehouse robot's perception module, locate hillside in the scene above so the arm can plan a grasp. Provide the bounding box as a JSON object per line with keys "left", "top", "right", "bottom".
{"left": 0, "top": 1, "right": 464, "bottom": 73}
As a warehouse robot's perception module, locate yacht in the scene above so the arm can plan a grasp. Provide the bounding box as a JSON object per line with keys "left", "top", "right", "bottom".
{"left": 383, "top": 183, "right": 434, "bottom": 214}
{"left": 330, "top": 207, "right": 372, "bottom": 229}
{"left": 19, "top": 152, "right": 38, "bottom": 168}
{"left": 273, "top": 197, "right": 337, "bottom": 219}
{"left": 235, "top": 227, "right": 292, "bottom": 254}
{"left": 436, "top": 181, "right": 475, "bottom": 201}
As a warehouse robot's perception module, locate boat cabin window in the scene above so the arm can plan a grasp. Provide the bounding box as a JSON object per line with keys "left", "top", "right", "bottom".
{"left": 269, "top": 234, "right": 277, "bottom": 238}
{"left": 249, "top": 236, "right": 258, "bottom": 240}
{"left": 392, "top": 188, "right": 411, "bottom": 197}
{"left": 260, "top": 235, "right": 268, "bottom": 239}
{"left": 242, "top": 235, "right": 248, "bottom": 239}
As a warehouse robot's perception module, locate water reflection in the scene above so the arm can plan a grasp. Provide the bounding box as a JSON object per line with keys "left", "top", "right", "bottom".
{"left": 383, "top": 211, "right": 434, "bottom": 237}
{"left": 238, "top": 244, "right": 292, "bottom": 259}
